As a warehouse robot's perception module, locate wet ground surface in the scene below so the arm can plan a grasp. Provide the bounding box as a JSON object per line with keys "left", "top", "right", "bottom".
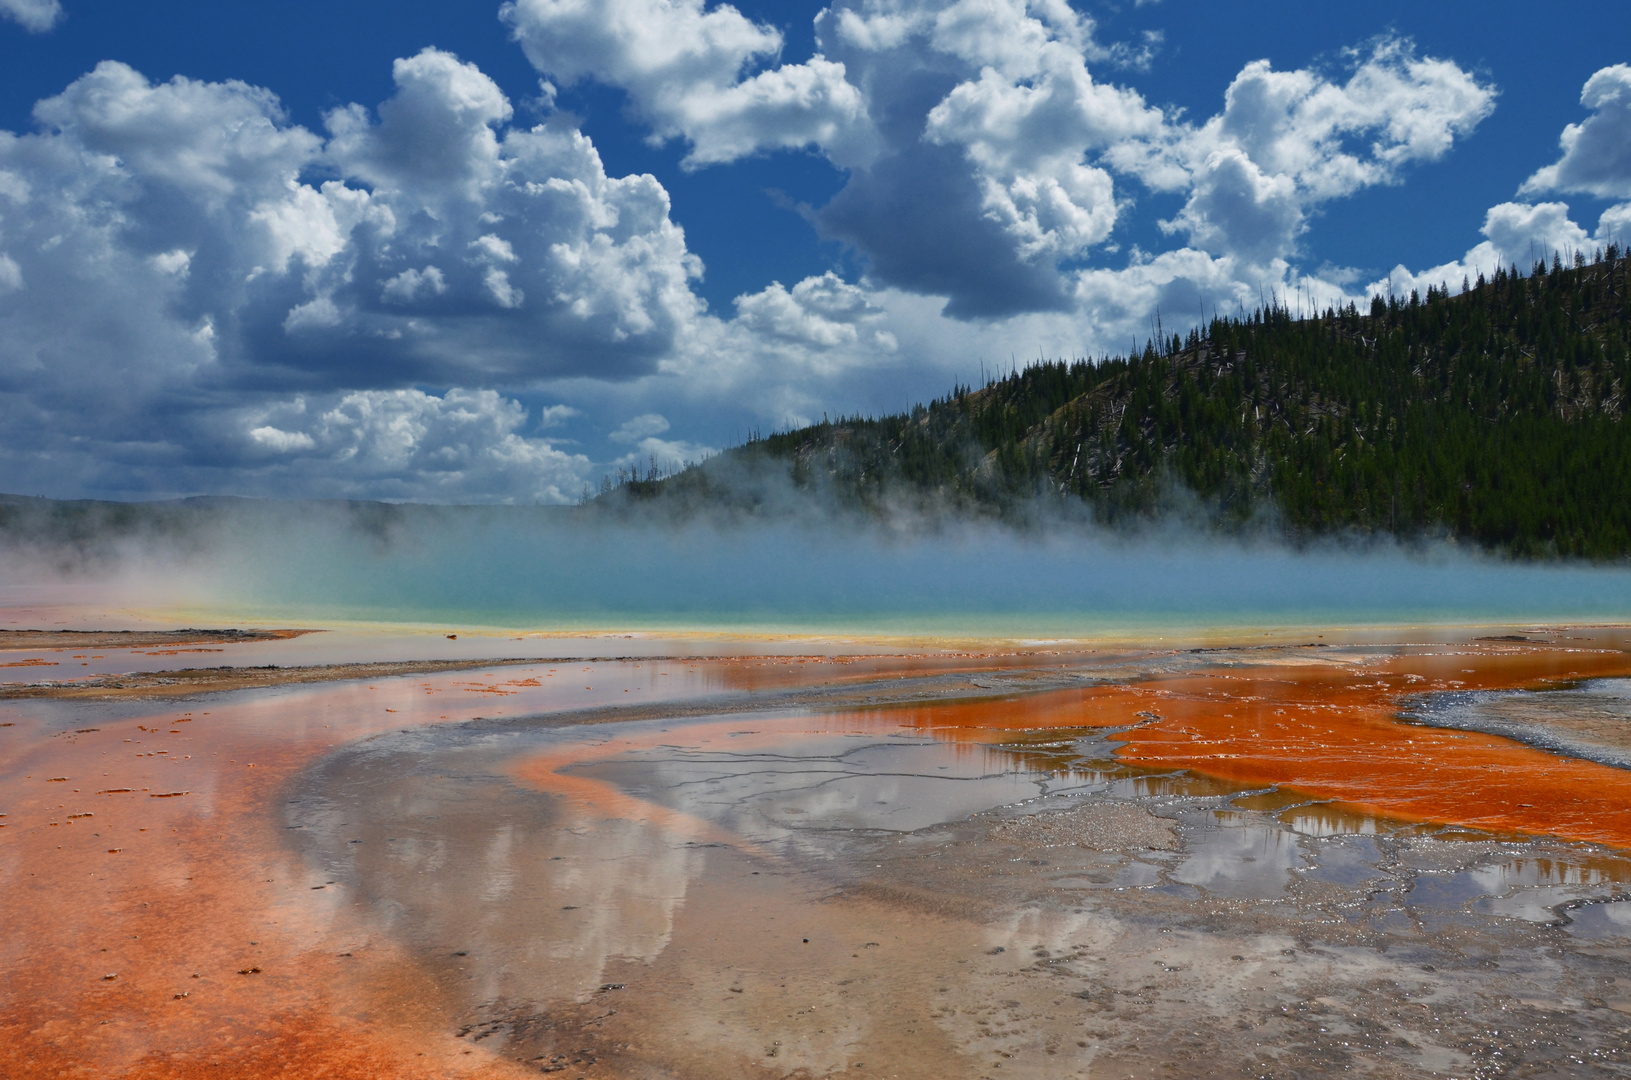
{"left": 7, "top": 628, "right": 1631, "bottom": 1077}
{"left": 290, "top": 700, "right": 1631, "bottom": 1079}
{"left": 1406, "top": 677, "right": 1631, "bottom": 769}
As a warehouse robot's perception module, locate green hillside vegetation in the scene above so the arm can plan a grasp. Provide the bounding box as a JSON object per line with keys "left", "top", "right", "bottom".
{"left": 613, "top": 248, "right": 1631, "bottom": 559}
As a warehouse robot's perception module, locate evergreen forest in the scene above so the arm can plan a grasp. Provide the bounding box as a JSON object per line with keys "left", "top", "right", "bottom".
{"left": 612, "top": 249, "right": 1631, "bottom": 559}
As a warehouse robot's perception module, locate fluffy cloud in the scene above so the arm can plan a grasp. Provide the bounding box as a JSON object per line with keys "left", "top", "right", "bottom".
{"left": 1380, "top": 64, "right": 1631, "bottom": 299}
{"left": 0, "top": 44, "right": 923, "bottom": 500}
{"left": 313, "top": 49, "right": 705, "bottom": 379}
{"left": 0, "top": 47, "right": 940, "bottom": 499}
{"left": 923, "top": 42, "right": 1158, "bottom": 262}
{"left": 1480, "top": 202, "right": 1593, "bottom": 265}
{"left": 2, "top": 50, "right": 704, "bottom": 395}
{"left": 1597, "top": 201, "right": 1631, "bottom": 247}
{"left": 502, "top": 0, "right": 878, "bottom": 168}
{"left": 511, "top": 3, "right": 1488, "bottom": 319}
{"left": 1375, "top": 196, "right": 1631, "bottom": 302}
{"left": 0, "top": 5, "right": 1589, "bottom": 506}
{"left": 241, "top": 389, "right": 592, "bottom": 502}
{"left": 606, "top": 412, "right": 715, "bottom": 472}
{"left": 0, "top": 0, "right": 61, "bottom": 32}
{"left": 1373, "top": 201, "right": 1585, "bottom": 300}
{"left": 499, "top": 0, "right": 1164, "bottom": 315}
{"left": 1112, "top": 39, "right": 1495, "bottom": 265}
{"left": 0, "top": 50, "right": 712, "bottom": 499}
{"left": 733, "top": 272, "right": 895, "bottom": 351}
{"left": 1522, "top": 64, "right": 1631, "bottom": 201}
{"left": 1163, "top": 150, "right": 1302, "bottom": 266}
{"left": 609, "top": 412, "right": 672, "bottom": 442}
{"left": 815, "top": 0, "right": 1174, "bottom": 316}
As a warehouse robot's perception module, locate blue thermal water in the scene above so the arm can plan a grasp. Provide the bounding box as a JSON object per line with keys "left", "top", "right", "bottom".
{"left": 190, "top": 513, "right": 1631, "bottom": 632}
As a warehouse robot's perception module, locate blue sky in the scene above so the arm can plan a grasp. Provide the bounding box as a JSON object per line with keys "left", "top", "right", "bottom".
{"left": 1, "top": 0, "right": 1628, "bottom": 502}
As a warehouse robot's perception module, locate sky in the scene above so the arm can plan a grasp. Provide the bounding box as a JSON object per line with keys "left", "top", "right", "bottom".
{"left": 0, "top": 0, "right": 1628, "bottom": 504}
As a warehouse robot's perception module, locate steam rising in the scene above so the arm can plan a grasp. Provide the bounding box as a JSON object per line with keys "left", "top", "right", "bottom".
{"left": 0, "top": 494, "right": 1627, "bottom": 633}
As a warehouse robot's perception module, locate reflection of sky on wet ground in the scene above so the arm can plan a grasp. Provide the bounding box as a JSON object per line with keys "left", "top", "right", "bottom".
{"left": 0, "top": 656, "right": 771, "bottom": 1080}
{"left": 530, "top": 700, "right": 1631, "bottom": 919}
{"left": 299, "top": 691, "right": 1631, "bottom": 1008}
{"left": 1166, "top": 811, "right": 1304, "bottom": 899}
{"left": 276, "top": 687, "right": 1631, "bottom": 1080}
{"left": 16, "top": 634, "right": 1631, "bottom": 1079}
{"left": 564, "top": 724, "right": 1108, "bottom": 845}
{"left": 1566, "top": 897, "right": 1631, "bottom": 939}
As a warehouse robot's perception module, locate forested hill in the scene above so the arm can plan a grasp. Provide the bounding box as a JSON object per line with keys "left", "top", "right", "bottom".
{"left": 617, "top": 249, "right": 1631, "bottom": 559}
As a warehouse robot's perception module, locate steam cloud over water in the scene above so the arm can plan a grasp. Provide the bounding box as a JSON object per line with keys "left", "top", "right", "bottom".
{"left": 1, "top": 496, "right": 1627, "bottom": 632}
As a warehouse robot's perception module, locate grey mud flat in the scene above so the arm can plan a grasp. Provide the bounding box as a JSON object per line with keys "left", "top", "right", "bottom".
{"left": 286, "top": 662, "right": 1631, "bottom": 1080}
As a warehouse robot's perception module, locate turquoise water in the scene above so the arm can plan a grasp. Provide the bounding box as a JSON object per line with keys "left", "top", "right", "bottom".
{"left": 159, "top": 510, "right": 1631, "bottom": 634}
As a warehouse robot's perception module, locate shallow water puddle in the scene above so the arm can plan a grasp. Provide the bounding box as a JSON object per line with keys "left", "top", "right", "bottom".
{"left": 514, "top": 714, "right": 1112, "bottom": 846}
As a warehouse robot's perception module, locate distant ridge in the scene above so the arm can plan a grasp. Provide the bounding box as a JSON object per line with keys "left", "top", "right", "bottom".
{"left": 614, "top": 248, "right": 1631, "bottom": 559}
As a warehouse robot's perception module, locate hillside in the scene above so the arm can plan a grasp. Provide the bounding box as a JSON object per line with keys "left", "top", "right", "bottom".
{"left": 615, "top": 248, "right": 1631, "bottom": 558}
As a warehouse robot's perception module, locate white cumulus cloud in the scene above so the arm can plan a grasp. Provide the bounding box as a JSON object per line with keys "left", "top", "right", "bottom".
{"left": 0, "top": 6, "right": 1595, "bottom": 506}
{"left": 381, "top": 265, "right": 447, "bottom": 304}
{"left": 502, "top": 0, "right": 878, "bottom": 168}
{"left": 606, "top": 412, "right": 714, "bottom": 473}
{"left": 3, "top": 48, "right": 708, "bottom": 390}
{"left": 243, "top": 388, "right": 592, "bottom": 503}
{"left": 812, "top": 0, "right": 1172, "bottom": 315}
{"left": 0, "top": 49, "right": 718, "bottom": 499}
{"left": 497, "top": 4, "right": 1492, "bottom": 320}
{"left": 0, "top": 0, "right": 62, "bottom": 32}
{"left": 1112, "top": 38, "right": 1496, "bottom": 265}
{"left": 1522, "top": 64, "right": 1631, "bottom": 201}
{"left": 1379, "top": 64, "right": 1631, "bottom": 299}
{"left": 609, "top": 413, "right": 671, "bottom": 442}
{"left": 733, "top": 272, "right": 889, "bottom": 349}
{"left": 924, "top": 41, "right": 1159, "bottom": 261}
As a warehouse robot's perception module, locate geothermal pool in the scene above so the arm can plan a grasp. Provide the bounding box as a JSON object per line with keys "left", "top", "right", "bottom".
{"left": 4, "top": 626, "right": 1631, "bottom": 1078}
